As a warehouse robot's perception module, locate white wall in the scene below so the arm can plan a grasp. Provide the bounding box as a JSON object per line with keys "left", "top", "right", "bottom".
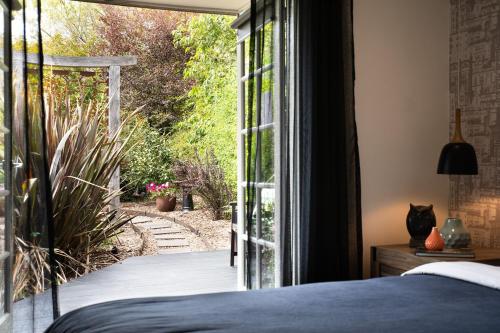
{"left": 354, "top": 0, "right": 450, "bottom": 277}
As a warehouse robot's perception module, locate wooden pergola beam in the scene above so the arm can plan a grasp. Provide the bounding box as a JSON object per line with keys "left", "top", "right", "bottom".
{"left": 13, "top": 52, "right": 137, "bottom": 210}
{"left": 12, "top": 51, "right": 137, "bottom": 68}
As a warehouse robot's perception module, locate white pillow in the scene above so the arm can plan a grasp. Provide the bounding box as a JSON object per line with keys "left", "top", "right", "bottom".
{"left": 402, "top": 261, "right": 500, "bottom": 290}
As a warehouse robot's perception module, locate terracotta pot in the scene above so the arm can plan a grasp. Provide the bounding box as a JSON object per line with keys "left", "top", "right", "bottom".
{"left": 425, "top": 227, "right": 445, "bottom": 251}
{"left": 156, "top": 196, "right": 176, "bottom": 212}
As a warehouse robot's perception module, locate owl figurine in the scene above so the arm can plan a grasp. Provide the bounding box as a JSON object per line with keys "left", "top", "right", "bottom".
{"left": 406, "top": 204, "right": 436, "bottom": 248}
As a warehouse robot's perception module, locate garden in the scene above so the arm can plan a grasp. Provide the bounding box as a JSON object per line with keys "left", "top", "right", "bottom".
{"left": 13, "top": 0, "right": 237, "bottom": 299}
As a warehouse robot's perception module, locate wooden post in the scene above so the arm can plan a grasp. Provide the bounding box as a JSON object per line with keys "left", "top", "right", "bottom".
{"left": 108, "top": 65, "right": 121, "bottom": 210}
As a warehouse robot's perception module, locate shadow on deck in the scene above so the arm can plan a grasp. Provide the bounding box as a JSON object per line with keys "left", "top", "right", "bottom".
{"left": 14, "top": 250, "right": 237, "bottom": 333}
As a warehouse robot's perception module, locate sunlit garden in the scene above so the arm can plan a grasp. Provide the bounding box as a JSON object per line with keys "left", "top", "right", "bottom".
{"left": 12, "top": 0, "right": 237, "bottom": 298}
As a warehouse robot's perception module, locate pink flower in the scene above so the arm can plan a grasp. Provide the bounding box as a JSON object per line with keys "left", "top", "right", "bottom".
{"left": 146, "top": 181, "right": 176, "bottom": 194}
{"left": 146, "top": 182, "right": 159, "bottom": 192}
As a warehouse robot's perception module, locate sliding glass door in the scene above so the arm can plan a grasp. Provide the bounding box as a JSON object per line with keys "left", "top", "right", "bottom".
{"left": 233, "top": 1, "right": 284, "bottom": 290}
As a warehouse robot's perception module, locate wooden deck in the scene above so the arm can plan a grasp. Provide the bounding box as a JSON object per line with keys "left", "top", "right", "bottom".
{"left": 13, "top": 250, "right": 237, "bottom": 333}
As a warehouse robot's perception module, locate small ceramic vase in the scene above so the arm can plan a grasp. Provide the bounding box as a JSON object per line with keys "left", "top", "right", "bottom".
{"left": 425, "top": 227, "right": 445, "bottom": 251}
{"left": 439, "top": 218, "right": 471, "bottom": 249}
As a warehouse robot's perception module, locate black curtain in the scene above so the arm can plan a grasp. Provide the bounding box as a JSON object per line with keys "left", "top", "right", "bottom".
{"left": 11, "top": 0, "right": 59, "bottom": 331}
{"left": 297, "top": 0, "right": 363, "bottom": 283}
{"left": 245, "top": 0, "right": 257, "bottom": 290}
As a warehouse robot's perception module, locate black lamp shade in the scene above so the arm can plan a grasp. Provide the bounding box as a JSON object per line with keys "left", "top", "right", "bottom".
{"left": 437, "top": 142, "right": 478, "bottom": 175}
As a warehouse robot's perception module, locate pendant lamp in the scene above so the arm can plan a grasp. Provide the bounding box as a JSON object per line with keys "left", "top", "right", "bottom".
{"left": 437, "top": 0, "right": 478, "bottom": 176}
{"left": 437, "top": 108, "right": 478, "bottom": 175}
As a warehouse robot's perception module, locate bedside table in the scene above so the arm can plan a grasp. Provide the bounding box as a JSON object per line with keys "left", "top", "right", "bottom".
{"left": 370, "top": 244, "right": 500, "bottom": 278}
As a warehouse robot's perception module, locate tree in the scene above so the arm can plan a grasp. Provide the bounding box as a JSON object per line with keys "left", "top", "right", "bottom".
{"left": 170, "top": 15, "right": 238, "bottom": 190}
{"left": 42, "top": 0, "right": 103, "bottom": 56}
{"left": 96, "top": 7, "right": 193, "bottom": 131}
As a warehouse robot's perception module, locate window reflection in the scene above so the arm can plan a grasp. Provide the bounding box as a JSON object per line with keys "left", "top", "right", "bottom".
{"left": 261, "top": 246, "right": 274, "bottom": 288}
{"left": 261, "top": 188, "right": 274, "bottom": 241}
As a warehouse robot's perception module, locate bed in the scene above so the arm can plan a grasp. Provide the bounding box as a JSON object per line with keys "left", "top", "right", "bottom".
{"left": 45, "top": 262, "right": 500, "bottom": 332}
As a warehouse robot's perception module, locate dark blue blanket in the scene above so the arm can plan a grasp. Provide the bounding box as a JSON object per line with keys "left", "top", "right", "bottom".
{"left": 46, "top": 275, "right": 500, "bottom": 332}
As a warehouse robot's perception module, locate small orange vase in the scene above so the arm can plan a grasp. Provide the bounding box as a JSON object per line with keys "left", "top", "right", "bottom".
{"left": 425, "top": 227, "right": 445, "bottom": 251}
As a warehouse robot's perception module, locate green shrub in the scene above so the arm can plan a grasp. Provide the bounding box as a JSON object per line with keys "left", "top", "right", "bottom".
{"left": 121, "top": 117, "right": 173, "bottom": 198}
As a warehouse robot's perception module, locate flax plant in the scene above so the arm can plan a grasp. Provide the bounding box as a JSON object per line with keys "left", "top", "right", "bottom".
{"left": 13, "top": 85, "right": 136, "bottom": 299}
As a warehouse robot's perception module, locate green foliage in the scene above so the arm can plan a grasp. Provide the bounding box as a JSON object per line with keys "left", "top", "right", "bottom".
{"left": 11, "top": 1, "right": 109, "bottom": 119}
{"left": 45, "top": 69, "right": 108, "bottom": 116}
{"left": 39, "top": 2, "right": 193, "bottom": 132}
{"left": 121, "top": 117, "right": 173, "bottom": 197}
{"left": 171, "top": 15, "right": 237, "bottom": 191}
{"left": 13, "top": 91, "right": 132, "bottom": 298}
{"left": 42, "top": 0, "right": 103, "bottom": 56}
{"left": 36, "top": 4, "right": 238, "bottom": 199}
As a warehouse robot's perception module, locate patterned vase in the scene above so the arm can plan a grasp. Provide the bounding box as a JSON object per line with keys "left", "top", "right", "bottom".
{"left": 439, "top": 218, "right": 471, "bottom": 249}
{"left": 425, "top": 227, "right": 445, "bottom": 251}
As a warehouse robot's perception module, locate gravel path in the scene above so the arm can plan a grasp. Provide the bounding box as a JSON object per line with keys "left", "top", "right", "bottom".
{"left": 124, "top": 200, "right": 231, "bottom": 253}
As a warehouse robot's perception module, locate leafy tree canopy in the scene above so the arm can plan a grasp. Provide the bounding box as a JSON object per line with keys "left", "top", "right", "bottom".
{"left": 96, "top": 7, "right": 193, "bottom": 131}
{"left": 36, "top": 3, "right": 238, "bottom": 195}
{"left": 170, "top": 15, "right": 237, "bottom": 190}
{"left": 42, "top": 0, "right": 103, "bottom": 56}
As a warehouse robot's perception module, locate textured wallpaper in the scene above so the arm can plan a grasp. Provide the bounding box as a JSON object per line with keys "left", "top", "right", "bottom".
{"left": 449, "top": 0, "right": 500, "bottom": 247}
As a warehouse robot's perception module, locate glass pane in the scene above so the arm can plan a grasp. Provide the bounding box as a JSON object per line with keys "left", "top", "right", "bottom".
{"left": 261, "top": 70, "right": 273, "bottom": 125}
{"left": 261, "top": 22, "right": 273, "bottom": 67}
{"left": 0, "top": 74, "right": 3, "bottom": 137}
{"left": 0, "top": 45, "right": 4, "bottom": 257}
{"left": 0, "top": 69, "right": 3, "bottom": 108}
{"left": 244, "top": 132, "right": 257, "bottom": 182}
{"left": 243, "top": 38, "right": 250, "bottom": 76}
{"left": 243, "top": 34, "right": 262, "bottom": 75}
{"left": 261, "top": 188, "right": 275, "bottom": 242}
{"left": 261, "top": 246, "right": 275, "bottom": 288}
{"left": 0, "top": 198, "right": 4, "bottom": 254}
{"left": 260, "top": 128, "right": 274, "bottom": 183}
{"left": 244, "top": 78, "right": 257, "bottom": 129}
{"left": 244, "top": 191, "right": 257, "bottom": 237}
{"left": 245, "top": 241, "right": 257, "bottom": 289}
{"left": 0, "top": 264, "right": 4, "bottom": 313}
{"left": 0, "top": 9, "right": 4, "bottom": 64}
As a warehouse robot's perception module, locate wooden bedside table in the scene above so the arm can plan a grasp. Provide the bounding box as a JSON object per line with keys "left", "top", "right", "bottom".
{"left": 370, "top": 244, "right": 500, "bottom": 278}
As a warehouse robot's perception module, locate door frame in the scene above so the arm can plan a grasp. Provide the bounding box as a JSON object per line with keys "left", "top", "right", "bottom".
{"left": 0, "top": 0, "right": 13, "bottom": 330}
{"left": 232, "top": 0, "right": 285, "bottom": 290}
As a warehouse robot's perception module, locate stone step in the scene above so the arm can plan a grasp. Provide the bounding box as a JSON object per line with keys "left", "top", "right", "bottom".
{"left": 140, "top": 222, "right": 174, "bottom": 229}
{"left": 154, "top": 234, "right": 186, "bottom": 240}
{"left": 150, "top": 228, "right": 183, "bottom": 235}
{"left": 157, "top": 239, "right": 189, "bottom": 248}
{"left": 131, "top": 216, "right": 153, "bottom": 224}
{"left": 158, "top": 248, "right": 192, "bottom": 255}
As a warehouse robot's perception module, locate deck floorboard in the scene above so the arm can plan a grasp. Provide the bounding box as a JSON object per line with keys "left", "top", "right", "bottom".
{"left": 13, "top": 250, "right": 237, "bottom": 333}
